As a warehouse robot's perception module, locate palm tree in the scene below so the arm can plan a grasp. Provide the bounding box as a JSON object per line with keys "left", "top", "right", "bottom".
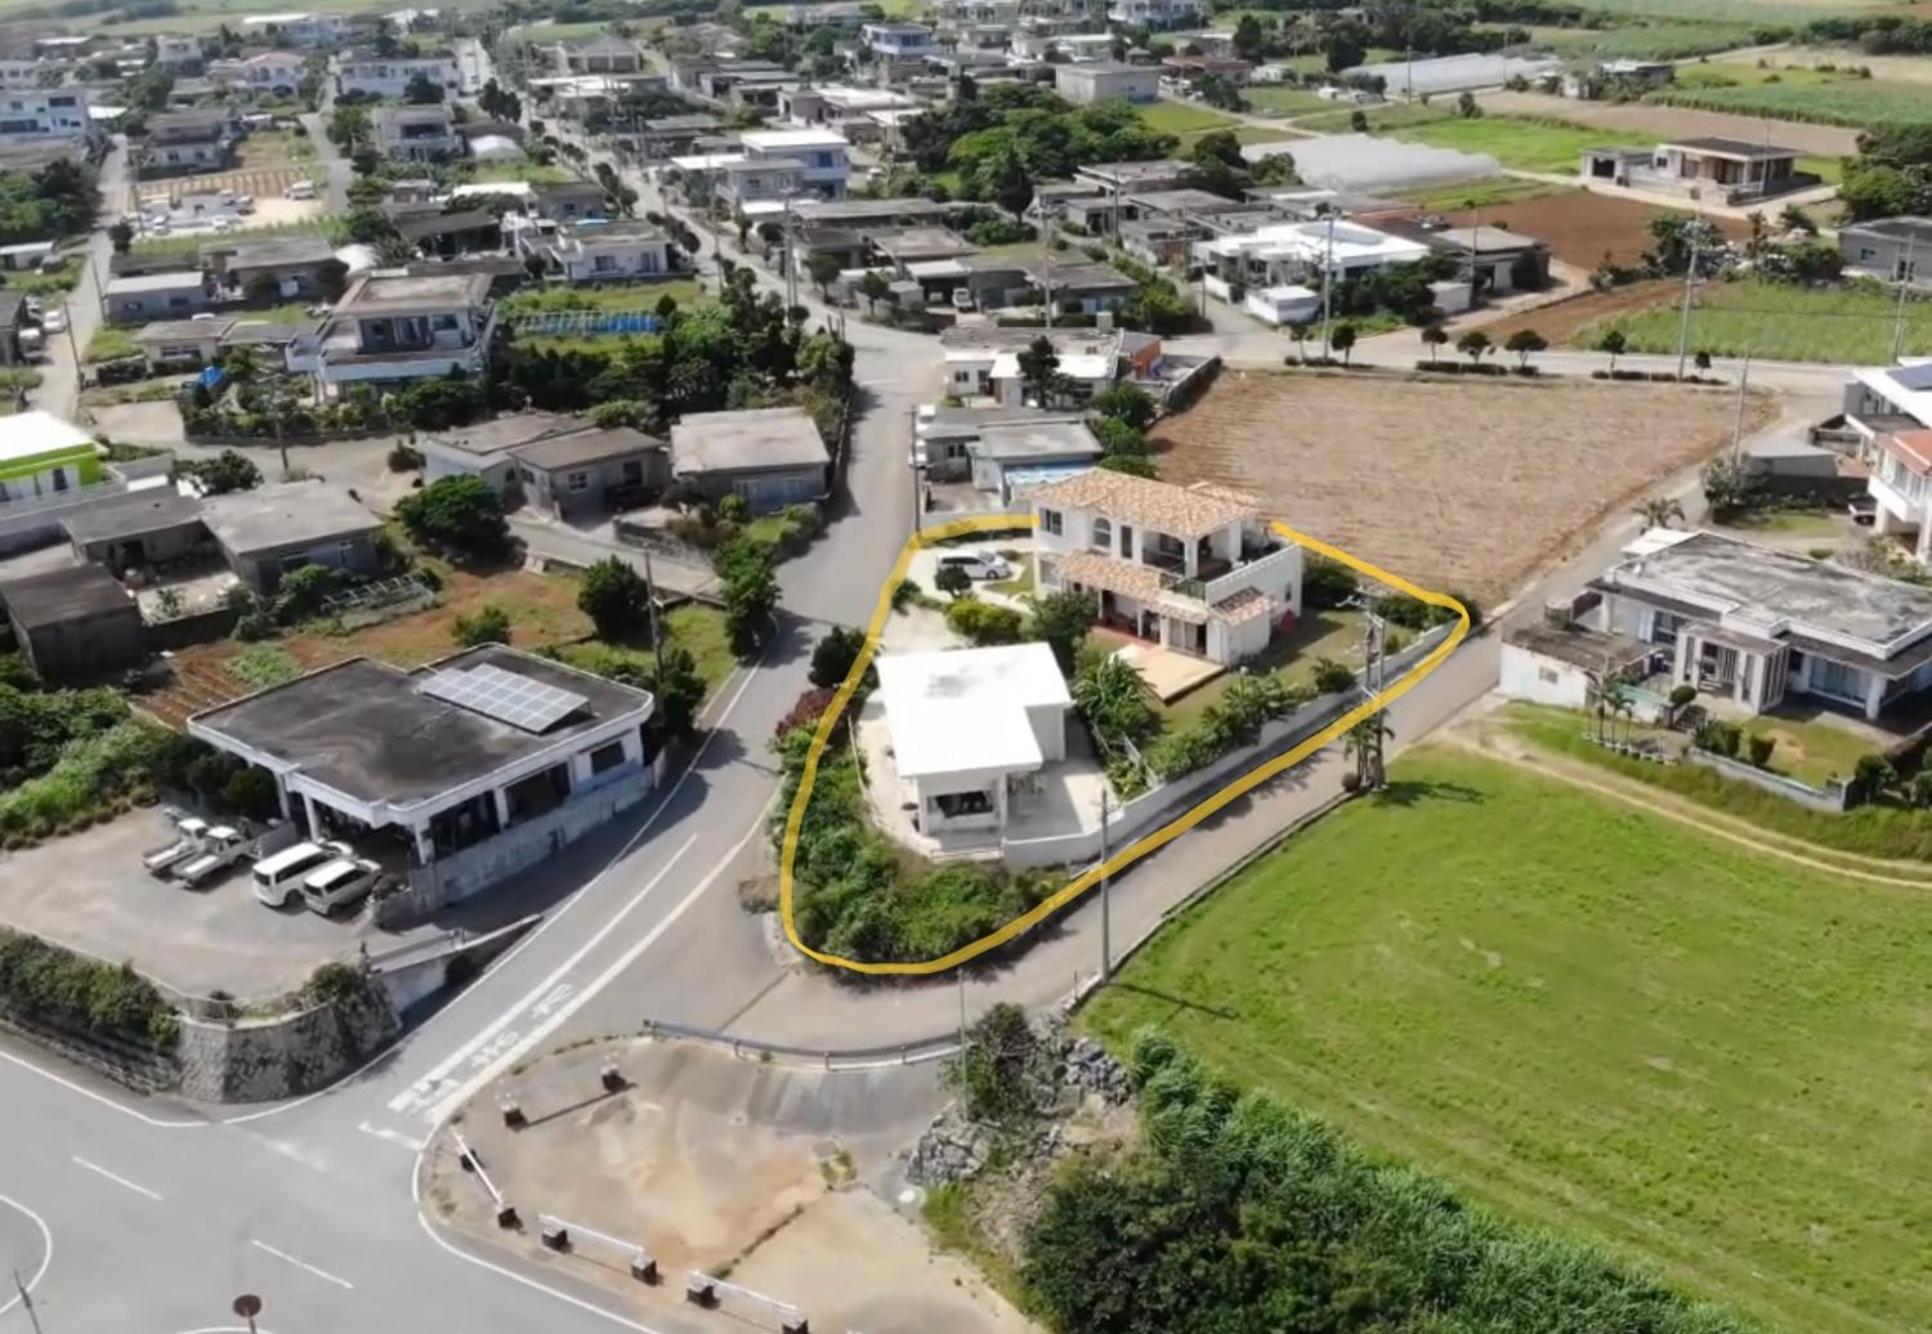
{"left": 1343, "top": 712, "right": 1393, "bottom": 790}
{"left": 1634, "top": 496, "right": 1684, "bottom": 529}
{"left": 1072, "top": 655, "right": 1157, "bottom": 743}
{"left": 1594, "top": 678, "right": 1636, "bottom": 743}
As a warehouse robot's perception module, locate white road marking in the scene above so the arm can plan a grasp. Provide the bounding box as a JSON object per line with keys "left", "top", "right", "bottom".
{"left": 0, "top": 1193, "right": 51, "bottom": 1318}
{"left": 70, "top": 1155, "right": 162, "bottom": 1201}
{"left": 251, "top": 1239, "right": 355, "bottom": 1290}
{"left": 416, "top": 1212, "right": 663, "bottom": 1334}
{"left": 419, "top": 811, "right": 769, "bottom": 1128}
{"left": 0, "top": 1045, "right": 203, "bottom": 1130}
{"left": 357, "top": 1120, "right": 427, "bottom": 1153}
{"left": 386, "top": 833, "right": 699, "bottom": 1119}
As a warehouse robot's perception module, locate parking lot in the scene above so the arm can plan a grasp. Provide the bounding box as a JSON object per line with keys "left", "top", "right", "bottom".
{"left": 0, "top": 807, "right": 426, "bottom": 1001}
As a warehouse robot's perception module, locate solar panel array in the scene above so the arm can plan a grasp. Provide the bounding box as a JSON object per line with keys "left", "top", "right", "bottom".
{"left": 419, "top": 662, "right": 589, "bottom": 733}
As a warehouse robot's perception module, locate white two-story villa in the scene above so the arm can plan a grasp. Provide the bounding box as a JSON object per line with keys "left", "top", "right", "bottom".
{"left": 290, "top": 272, "right": 494, "bottom": 397}
{"left": 1030, "top": 470, "right": 1301, "bottom": 666}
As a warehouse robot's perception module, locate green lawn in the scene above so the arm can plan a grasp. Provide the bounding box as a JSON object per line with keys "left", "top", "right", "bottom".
{"left": 1650, "top": 63, "right": 1932, "bottom": 128}
{"left": 550, "top": 602, "right": 735, "bottom": 695}
{"left": 1394, "top": 114, "right": 1655, "bottom": 175}
{"left": 1242, "top": 85, "right": 1330, "bottom": 116}
{"left": 1137, "top": 99, "right": 1240, "bottom": 137}
{"left": 987, "top": 552, "right": 1035, "bottom": 597}
{"left": 1164, "top": 608, "right": 1364, "bottom": 724}
{"left": 499, "top": 278, "right": 704, "bottom": 320}
{"left": 1574, "top": 278, "right": 1932, "bottom": 364}
{"left": 1515, "top": 19, "right": 1770, "bottom": 59}
{"left": 84, "top": 326, "right": 139, "bottom": 364}
{"left": 1085, "top": 746, "right": 1932, "bottom": 1332}
{"left": 466, "top": 161, "right": 577, "bottom": 185}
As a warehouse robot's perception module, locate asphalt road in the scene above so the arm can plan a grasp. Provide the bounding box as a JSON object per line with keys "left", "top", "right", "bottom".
{"left": 0, "top": 112, "right": 1855, "bottom": 1334}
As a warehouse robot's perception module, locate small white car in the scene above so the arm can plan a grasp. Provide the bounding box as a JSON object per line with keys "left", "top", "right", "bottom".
{"left": 175, "top": 825, "right": 250, "bottom": 887}
{"left": 937, "top": 551, "right": 1013, "bottom": 582}
{"left": 38, "top": 308, "right": 65, "bottom": 335}
{"left": 253, "top": 839, "right": 351, "bottom": 907}
{"left": 210, "top": 216, "right": 236, "bottom": 233}
{"left": 300, "top": 857, "right": 381, "bottom": 915}
{"left": 284, "top": 180, "right": 317, "bottom": 200}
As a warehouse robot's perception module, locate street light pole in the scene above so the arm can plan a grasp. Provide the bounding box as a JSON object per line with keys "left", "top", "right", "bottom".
{"left": 1098, "top": 787, "right": 1112, "bottom": 982}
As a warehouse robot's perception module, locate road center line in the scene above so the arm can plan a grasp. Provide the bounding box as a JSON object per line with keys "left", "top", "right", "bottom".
{"left": 70, "top": 1155, "right": 162, "bottom": 1201}
{"left": 251, "top": 1239, "right": 355, "bottom": 1291}
{"left": 357, "top": 1120, "right": 427, "bottom": 1153}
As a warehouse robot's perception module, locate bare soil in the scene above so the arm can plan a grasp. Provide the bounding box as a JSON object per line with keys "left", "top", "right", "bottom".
{"left": 1476, "top": 90, "right": 1861, "bottom": 158}
{"left": 1480, "top": 278, "right": 1679, "bottom": 347}
{"left": 1151, "top": 370, "right": 1780, "bottom": 606}
{"left": 1437, "top": 190, "right": 1747, "bottom": 270}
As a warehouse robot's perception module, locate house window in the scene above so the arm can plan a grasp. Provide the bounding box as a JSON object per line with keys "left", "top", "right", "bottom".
{"left": 1040, "top": 508, "right": 1063, "bottom": 535}
{"left": 588, "top": 739, "right": 626, "bottom": 774}
{"left": 49, "top": 468, "right": 66, "bottom": 492}
{"left": 1811, "top": 658, "right": 1864, "bottom": 703}
{"left": 567, "top": 471, "right": 588, "bottom": 491}
{"left": 592, "top": 254, "right": 617, "bottom": 272}
{"left": 1091, "top": 517, "right": 1112, "bottom": 551}
{"left": 432, "top": 314, "right": 458, "bottom": 331}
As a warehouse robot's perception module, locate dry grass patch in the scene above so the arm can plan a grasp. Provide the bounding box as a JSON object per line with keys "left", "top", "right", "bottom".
{"left": 1151, "top": 370, "right": 1778, "bottom": 606}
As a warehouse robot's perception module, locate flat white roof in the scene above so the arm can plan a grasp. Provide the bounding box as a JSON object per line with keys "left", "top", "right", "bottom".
{"left": 741, "top": 127, "right": 850, "bottom": 152}
{"left": 1207, "top": 219, "right": 1430, "bottom": 268}
{"left": 877, "top": 642, "right": 1069, "bottom": 780}
{"left": 0, "top": 411, "right": 96, "bottom": 464}
{"left": 670, "top": 152, "right": 747, "bottom": 171}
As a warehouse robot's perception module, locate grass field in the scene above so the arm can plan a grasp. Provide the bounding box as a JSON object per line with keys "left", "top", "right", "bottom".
{"left": 1084, "top": 746, "right": 1932, "bottom": 1332}
{"left": 1515, "top": 19, "right": 1770, "bottom": 59}
{"left": 1650, "top": 62, "right": 1932, "bottom": 128}
{"left": 1243, "top": 85, "right": 1331, "bottom": 116}
{"left": 467, "top": 161, "right": 577, "bottom": 185}
{"left": 1393, "top": 114, "right": 1656, "bottom": 175}
{"left": 1137, "top": 100, "right": 1239, "bottom": 136}
{"left": 1575, "top": 278, "right": 1932, "bottom": 363}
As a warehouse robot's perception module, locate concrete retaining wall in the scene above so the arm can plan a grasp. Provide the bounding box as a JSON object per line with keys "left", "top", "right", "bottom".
{"left": 176, "top": 985, "right": 400, "bottom": 1104}
{"left": 1686, "top": 747, "right": 1850, "bottom": 812}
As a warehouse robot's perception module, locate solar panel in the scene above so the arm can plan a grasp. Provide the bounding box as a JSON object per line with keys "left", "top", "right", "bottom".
{"left": 419, "top": 662, "right": 589, "bottom": 733}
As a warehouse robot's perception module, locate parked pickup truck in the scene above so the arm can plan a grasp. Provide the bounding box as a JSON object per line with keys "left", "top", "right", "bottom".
{"left": 174, "top": 826, "right": 251, "bottom": 888}
{"left": 142, "top": 816, "right": 211, "bottom": 877}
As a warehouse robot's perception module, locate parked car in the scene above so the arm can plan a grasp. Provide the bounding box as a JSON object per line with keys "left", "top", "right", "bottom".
{"left": 253, "top": 839, "right": 351, "bottom": 907}
{"left": 142, "top": 815, "right": 211, "bottom": 877}
{"left": 284, "top": 180, "right": 316, "bottom": 201}
{"left": 951, "top": 287, "right": 974, "bottom": 312}
{"left": 174, "top": 826, "right": 251, "bottom": 887}
{"left": 38, "top": 308, "right": 65, "bottom": 335}
{"left": 937, "top": 551, "right": 1013, "bottom": 582}
{"left": 210, "top": 217, "right": 237, "bottom": 233}
{"left": 300, "top": 857, "right": 381, "bottom": 915}
{"left": 234, "top": 194, "right": 255, "bottom": 214}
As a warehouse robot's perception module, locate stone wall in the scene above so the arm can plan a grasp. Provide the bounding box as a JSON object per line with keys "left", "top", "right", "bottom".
{"left": 176, "top": 982, "right": 400, "bottom": 1104}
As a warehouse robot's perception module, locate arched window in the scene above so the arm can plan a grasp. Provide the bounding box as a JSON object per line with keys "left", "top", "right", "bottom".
{"left": 1091, "top": 517, "right": 1112, "bottom": 551}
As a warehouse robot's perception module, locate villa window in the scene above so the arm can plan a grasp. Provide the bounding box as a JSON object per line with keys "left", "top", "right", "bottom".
{"left": 1091, "top": 517, "right": 1112, "bottom": 550}
{"left": 1040, "top": 508, "right": 1063, "bottom": 536}
{"left": 936, "top": 790, "right": 993, "bottom": 818}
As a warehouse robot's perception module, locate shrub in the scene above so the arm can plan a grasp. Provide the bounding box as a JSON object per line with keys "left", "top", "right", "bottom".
{"left": 174, "top": 449, "right": 262, "bottom": 496}
{"left": 271, "top": 563, "right": 345, "bottom": 624}
{"left": 1302, "top": 556, "right": 1358, "bottom": 610}
{"left": 775, "top": 685, "right": 838, "bottom": 739}
{"left": 947, "top": 597, "right": 1025, "bottom": 645}
{"left": 386, "top": 442, "right": 423, "bottom": 472}
{"left": 809, "top": 626, "right": 867, "bottom": 689}
{"left": 0, "top": 929, "right": 179, "bottom": 1048}
{"left": 1026, "top": 589, "right": 1094, "bottom": 673}
{"left": 577, "top": 556, "right": 650, "bottom": 642}
{"left": 1311, "top": 657, "right": 1356, "bottom": 694}
{"left": 1090, "top": 381, "right": 1156, "bottom": 430}
{"left": 1850, "top": 752, "right": 1896, "bottom": 804}
{"left": 1695, "top": 719, "right": 1742, "bottom": 757}
{"left": 1746, "top": 733, "right": 1776, "bottom": 769}
{"left": 395, "top": 475, "right": 510, "bottom": 558}
{"left": 944, "top": 1003, "right": 1046, "bottom": 1124}
{"left": 222, "top": 765, "right": 280, "bottom": 821}
{"left": 934, "top": 562, "right": 974, "bottom": 600}
{"left": 1909, "top": 771, "right": 1932, "bottom": 809}
{"left": 453, "top": 603, "right": 511, "bottom": 646}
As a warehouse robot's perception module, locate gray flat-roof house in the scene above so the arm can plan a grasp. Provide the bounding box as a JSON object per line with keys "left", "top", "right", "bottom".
{"left": 188, "top": 645, "right": 658, "bottom": 909}
{"left": 1055, "top": 62, "right": 1160, "bottom": 105}
{"left": 1588, "top": 528, "right": 1932, "bottom": 721}
{"left": 201, "top": 234, "right": 343, "bottom": 300}
{"left": 970, "top": 419, "right": 1104, "bottom": 499}
{"left": 513, "top": 426, "right": 665, "bottom": 519}
{"left": 133, "top": 316, "right": 233, "bottom": 370}
{"left": 1838, "top": 216, "right": 1932, "bottom": 287}
{"left": 61, "top": 488, "right": 209, "bottom": 573}
{"left": 201, "top": 480, "right": 384, "bottom": 593}
{"left": 533, "top": 180, "right": 613, "bottom": 224}
{"left": 0, "top": 563, "right": 145, "bottom": 683}
{"left": 104, "top": 270, "right": 212, "bottom": 323}
{"left": 375, "top": 104, "right": 460, "bottom": 162}
{"left": 670, "top": 406, "right": 830, "bottom": 511}
{"left": 1580, "top": 137, "right": 1809, "bottom": 205}
{"left": 420, "top": 412, "right": 578, "bottom": 496}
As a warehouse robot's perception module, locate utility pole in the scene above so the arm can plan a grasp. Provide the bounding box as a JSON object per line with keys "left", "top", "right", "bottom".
{"left": 1892, "top": 235, "right": 1917, "bottom": 364}
{"left": 1098, "top": 786, "right": 1112, "bottom": 982}
{"left": 1319, "top": 206, "right": 1336, "bottom": 361}
{"left": 908, "top": 404, "right": 921, "bottom": 534}
{"left": 643, "top": 548, "right": 664, "bottom": 681}
{"left": 14, "top": 1271, "right": 43, "bottom": 1334}
{"left": 783, "top": 193, "right": 797, "bottom": 313}
{"left": 1673, "top": 224, "right": 1702, "bottom": 380}
{"left": 1730, "top": 350, "right": 1753, "bottom": 464}
{"left": 1359, "top": 607, "right": 1388, "bottom": 790}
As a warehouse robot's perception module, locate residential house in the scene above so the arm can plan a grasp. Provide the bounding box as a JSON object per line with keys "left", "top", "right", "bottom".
{"left": 1160, "top": 53, "right": 1252, "bottom": 85}
{"left": 1588, "top": 527, "right": 1932, "bottom": 722}
{"left": 1032, "top": 469, "right": 1302, "bottom": 665}
{"left": 711, "top": 155, "right": 805, "bottom": 212}
{"left": 0, "top": 564, "right": 144, "bottom": 683}
{"left": 375, "top": 104, "right": 459, "bottom": 161}
{"left": 202, "top": 234, "right": 343, "bottom": 299}
{"left": 1027, "top": 259, "right": 1139, "bottom": 316}
{"left": 1839, "top": 216, "right": 1932, "bottom": 287}
{"left": 739, "top": 127, "right": 851, "bottom": 198}
{"left": 209, "top": 49, "right": 307, "bottom": 97}
{"left": 513, "top": 427, "right": 665, "bottom": 519}
{"left": 61, "top": 489, "right": 210, "bottom": 574}
{"left": 238, "top": 12, "right": 351, "bottom": 47}
{"left": 669, "top": 406, "right": 830, "bottom": 511}
{"left": 1847, "top": 362, "right": 1932, "bottom": 564}
{"left": 335, "top": 46, "right": 460, "bottom": 99}
{"left": 1416, "top": 224, "right": 1551, "bottom": 295}
{"left": 420, "top": 412, "right": 574, "bottom": 495}
{"left": 915, "top": 404, "right": 1089, "bottom": 481}
{"left": 861, "top": 22, "right": 938, "bottom": 57}
{"left": 876, "top": 642, "right": 1072, "bottom": 842}
{"left": 969, "top": 417, "right": 1104, "bottom": 498}
{"left": 103, "top": 269, "right": 213, "bottom": 323}
{"left": 1561, "top": 58, "right": 1674, "bottom": 98}
{"left": 1107, "top": 0, "right": 1200, "bottom": 26}
{"left": 0, "top": 87, "right": 96, "bottom": 151}
{"left": 0, "top": 412, "right": 104, "bottom": 505}
{"left": 1075, "top": 160, "right": 1195, "bottom": 198}
{"left": 290, "top": 270, "right": 494, "bottom": 395}
{"left": 1580, "top": 137, "right": 1810, "bottom": 205}
{"left": 940, "top": 326, "right": 1159, "bottom": 406}
{"left": 152, "top": 34, "right": 204, "bottom": 68}
{"left": 532, "top": 180, "right": 612, "bottom": 224}
{"left": 133, "top": 316, "right": 234, "bottom": 371}
{"left": 135, "top": 109, "right": 232, "bottom": 175}
{"left": 776, "top": 84, "right": 917, "bottom": 142}
{"left": 393, "top": 207, "right": 503, "bottom": 258}
{"left": 540, "top": 220, "right": 675, "bottom": 283}
{"left": 201, "top": 480, "right": 384, "bottom": 593}
{"left": 632, "top": 113, "right": 724, "bottom": 161}
{"left": 549, "top": 34, "right": 649, "bottom": 74}
{"left": 1054, "top": 62, "right": 1160, "bottom": 105}
{"left": 1195, "top": 217, "right": 1431, "bottom": 313}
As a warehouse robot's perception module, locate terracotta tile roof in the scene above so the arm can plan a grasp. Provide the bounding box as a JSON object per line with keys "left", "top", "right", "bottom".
{"left": 1050, "top": 549, "right": 1167, "bottom": 602}
{"left": 1886, "top": 430, "right": 1932, "bottom": 477}
{"left": 1211, "top": 586, "right": 1273, "bottom": 624}
{"left": 1029, "top": 471, "right": 1259, "bottom": 540}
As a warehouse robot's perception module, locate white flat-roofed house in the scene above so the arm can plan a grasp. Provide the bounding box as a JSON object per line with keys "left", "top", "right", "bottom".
{"left": 239, "top": 12, "right": 350, "bottom": 47}
{"left": 0, "top": 87, "right": 97, "bottom": 152}
{"left": 1588, "top": 528, "right": 1932, "bottom": 722}
{"left": 739, "top": 127, "right": 851, "bottom": 198}
{"left": 877, "top": 642, "right": 1071, "bottom": 841}
{"left": 862, "top": 22, "right": 938, "bottom": 57}
{"left": 335, "top": 47, "right": 461, "bottom": 99}
{"left": 289, "top": 271, "right": 494, "bottom": 395}
{"left": 1032, "top": 469, "right": 1303, "bottom": 665}
{"left": 939, "top": 326, "right": 1158, "bottom": 408}
{"left": 1107, "top": 0, "right": 1199, "bottom": 27}
{"left": 711, "top": 155, "right": 806, "bottom": 211}
{"left": 538, "top": 220, "right": 675, "bottom": 283}
{"left": 1195, "top": 217, "right": 1431, "bottom": 303}
{"left": 549, "top": 34, "right": 650, "bottom": 75}
{"left": 209, "top": 50, "right": 308, "bottom": 97}
{"left": 1055, "top": 62, "right": 1160, "bottom": 105}
{"left": 1845, "top": 361, "right": 1932, "bottom": 565}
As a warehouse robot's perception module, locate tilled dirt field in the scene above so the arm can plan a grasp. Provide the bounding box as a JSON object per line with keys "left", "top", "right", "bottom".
{"left": 1476, "top": 90, "right": 1860, "bottom": 158}
{"left": 1152, "top": 369, "right": 1779, "bottom": 606}
{"left": 1439, "top": 190, "right": 1747, "bottom": 269}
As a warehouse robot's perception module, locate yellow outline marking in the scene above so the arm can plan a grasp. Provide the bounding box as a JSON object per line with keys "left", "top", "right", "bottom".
{"left": 778, "top": 514, "right": 1469, "bottom": 976}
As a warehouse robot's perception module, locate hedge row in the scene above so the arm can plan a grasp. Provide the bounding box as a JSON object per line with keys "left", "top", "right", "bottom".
{"left": 0, "top": 929, "right": 179, "bottom": 1049}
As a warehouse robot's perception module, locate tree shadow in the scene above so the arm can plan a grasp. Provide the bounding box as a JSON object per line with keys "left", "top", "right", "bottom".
{"left": 1103, "top": 980, "right": 1239, "bottom": 1022}
{"left": 1369, "top": 778, "right": 1484, "bottom": 809}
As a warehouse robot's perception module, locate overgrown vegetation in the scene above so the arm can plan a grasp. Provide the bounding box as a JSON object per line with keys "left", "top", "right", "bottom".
{"left": 0, "top": 929, "right": 179, "bottom": 1050}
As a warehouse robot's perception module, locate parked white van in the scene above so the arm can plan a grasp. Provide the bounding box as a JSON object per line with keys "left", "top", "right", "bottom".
{"left": 300, "top": 857, "right": 381, "bottom": 915}
{"left": 253, "top": 839, "right": 350, "bottom": 907}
